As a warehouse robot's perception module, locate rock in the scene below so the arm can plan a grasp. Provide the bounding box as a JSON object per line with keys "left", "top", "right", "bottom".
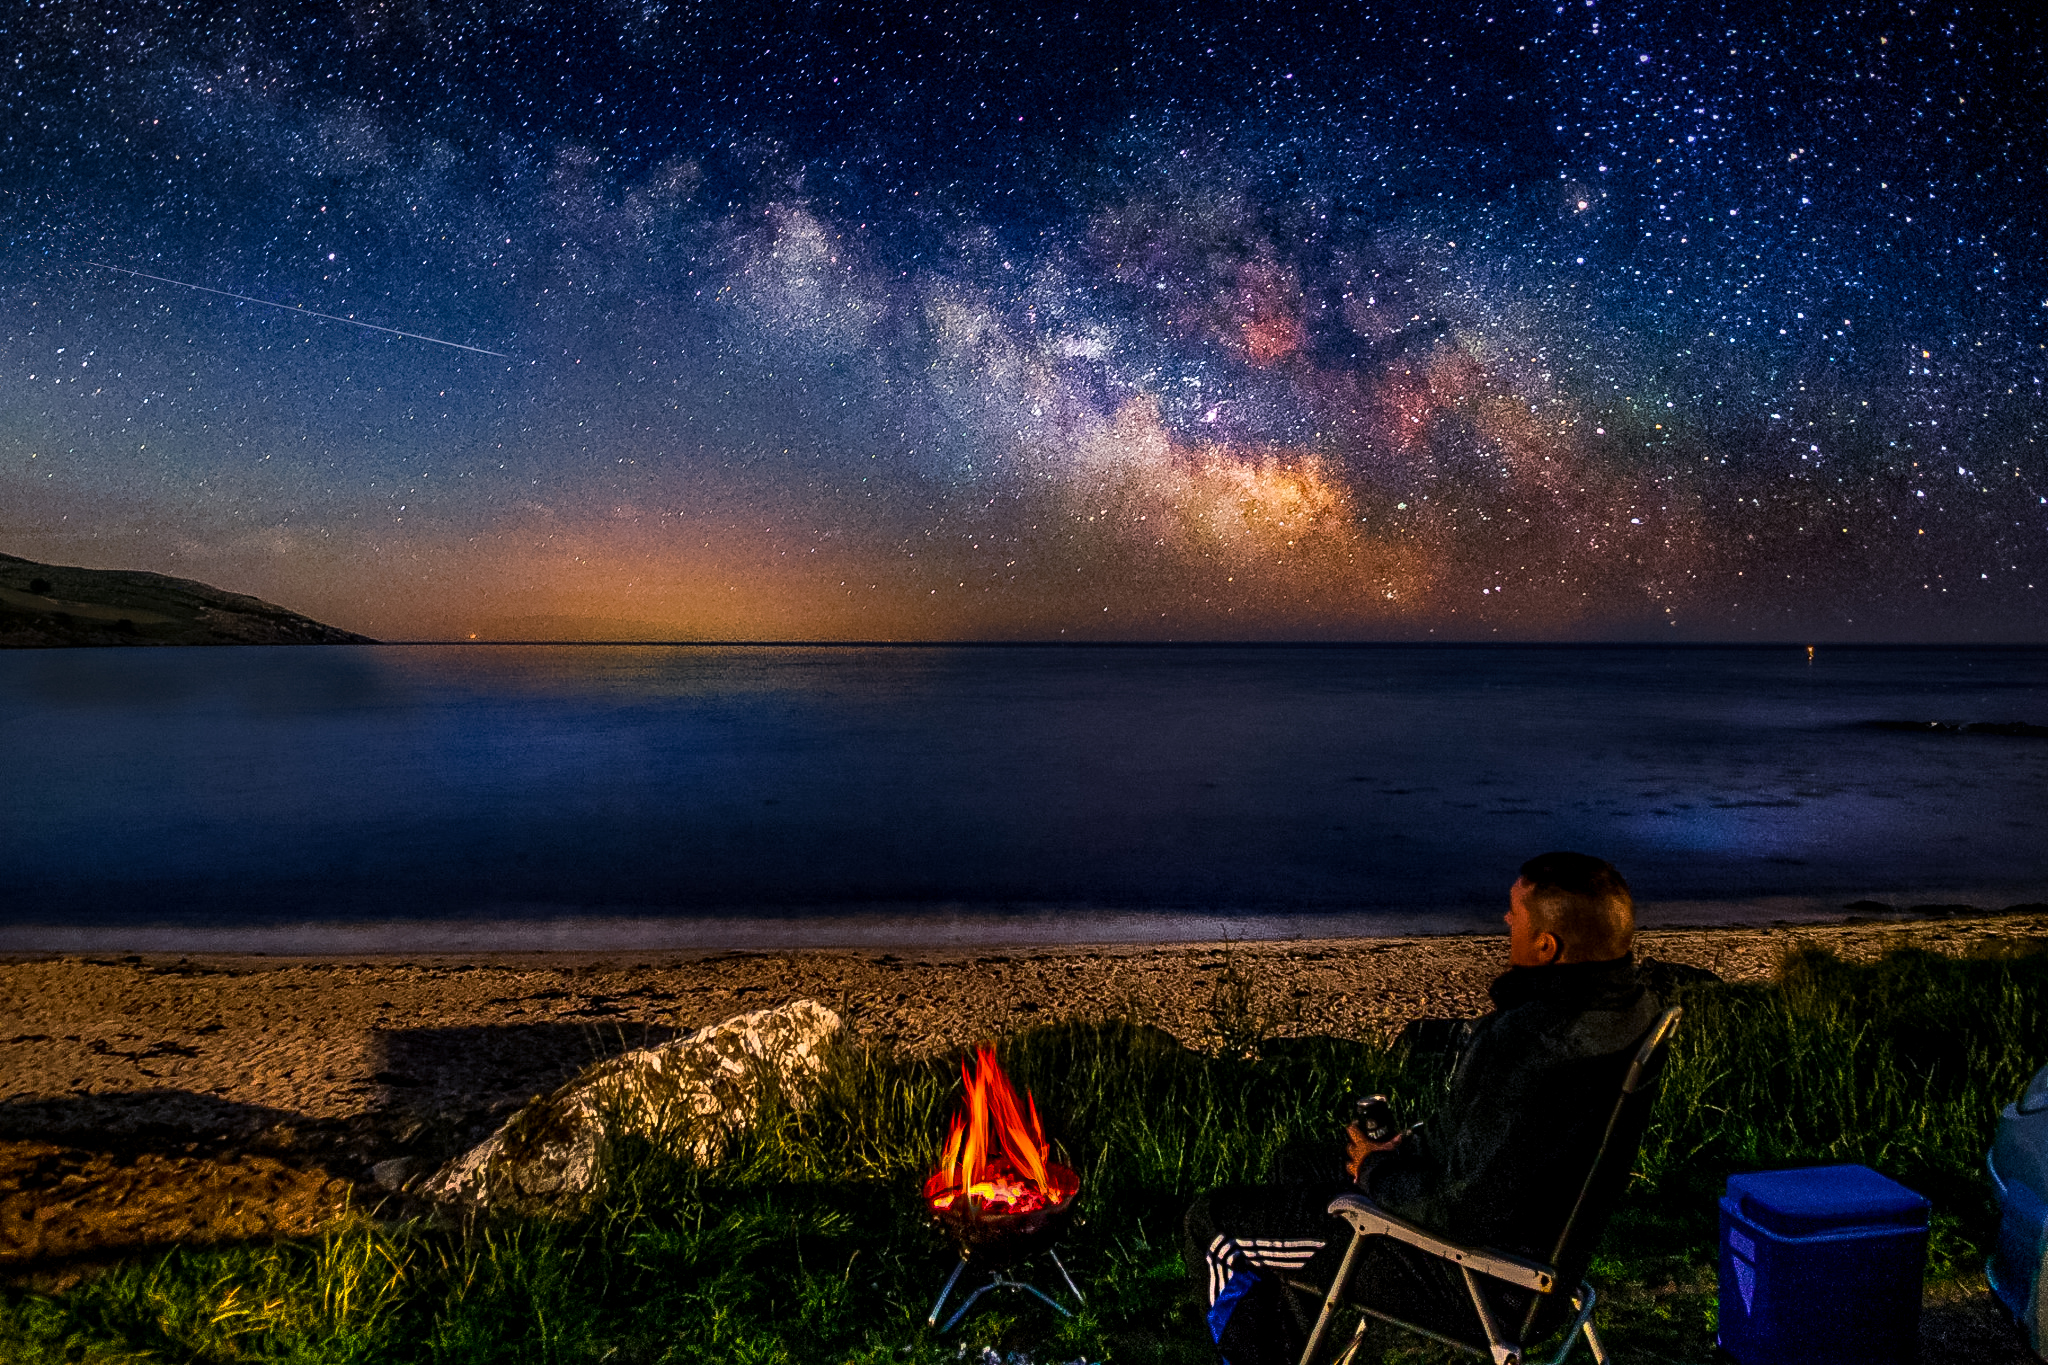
{"left": 422, "top": 1000, "right": 842, "bottom": 1212}
{"left": 369, "top": 1156, "right": 422, "bottom": 1191}
{"left": 1637, "top": 956, "right": 1724, "bottom": 995}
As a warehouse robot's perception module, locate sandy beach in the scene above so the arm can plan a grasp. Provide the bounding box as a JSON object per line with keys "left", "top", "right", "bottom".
{"left": 4, "top": 912, "right": 2045, "bottom": 1344}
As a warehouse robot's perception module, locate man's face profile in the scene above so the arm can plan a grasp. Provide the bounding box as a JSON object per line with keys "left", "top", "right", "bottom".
{"left": 1505, "top": 878, "right": 1563, "bottom": 968}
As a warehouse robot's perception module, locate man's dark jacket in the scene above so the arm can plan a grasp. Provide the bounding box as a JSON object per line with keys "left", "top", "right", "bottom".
{"left": 1365, "top": 956, "right": 1665, "bottom": 1257}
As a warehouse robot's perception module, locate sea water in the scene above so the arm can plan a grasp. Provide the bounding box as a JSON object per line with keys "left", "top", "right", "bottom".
{"left": 1, "top": 644, "right": 2044, "bottom": 951}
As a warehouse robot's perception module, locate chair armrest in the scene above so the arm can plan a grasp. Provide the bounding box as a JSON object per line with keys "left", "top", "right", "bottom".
{"left": 1324, "top": 1192, "right": 1558, "bottom": 1294}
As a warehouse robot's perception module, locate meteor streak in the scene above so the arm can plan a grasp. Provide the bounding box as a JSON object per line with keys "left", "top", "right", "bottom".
{"left": 85, "top": 262, "right": 510, "bottom": 357}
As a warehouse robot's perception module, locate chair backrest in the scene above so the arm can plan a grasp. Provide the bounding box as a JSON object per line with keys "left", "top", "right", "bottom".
{"left": 1517, "top": 1005, "right": 1683, "bottom": 1341}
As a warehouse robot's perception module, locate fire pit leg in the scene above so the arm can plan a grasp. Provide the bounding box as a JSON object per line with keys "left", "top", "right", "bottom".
{"left": 1048, "top": 1248, "right": 1085, "bottom": 1305}
{"left": 926, "top": 1256, "right": 969, "bottom": 1328}
{"left": 1006, "top": 1273, "right": 1076, "bottom": 1320}
{"left": 938, "top": 1276, "right": 1000, "bottom": 1333}
{"left": 932, "top": 1263, "right": 1081, "bottom": 1334}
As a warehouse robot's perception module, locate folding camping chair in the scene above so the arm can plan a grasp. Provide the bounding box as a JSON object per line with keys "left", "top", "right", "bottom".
{"left": 1295, "top": 1006, "right": 1683, "bottom": 1365}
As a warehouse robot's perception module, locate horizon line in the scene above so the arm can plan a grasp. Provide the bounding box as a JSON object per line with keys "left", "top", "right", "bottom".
{"left": 355, "top": 637, "right": 2048, "bottom": 649}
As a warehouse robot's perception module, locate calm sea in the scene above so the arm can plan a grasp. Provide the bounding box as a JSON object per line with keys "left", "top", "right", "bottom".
{"left": 2, "top": 644, "right": 2044, "bottom": 951}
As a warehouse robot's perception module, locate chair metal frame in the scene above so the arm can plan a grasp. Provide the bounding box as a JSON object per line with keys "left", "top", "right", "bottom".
{"left": 1294, "top": 1006, "right": 1683, "bottom": 1365}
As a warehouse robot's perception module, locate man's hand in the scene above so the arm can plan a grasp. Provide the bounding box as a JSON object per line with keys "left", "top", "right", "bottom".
{"left": 1343, "top": 1122, "right": 1406, "bottom": 1180}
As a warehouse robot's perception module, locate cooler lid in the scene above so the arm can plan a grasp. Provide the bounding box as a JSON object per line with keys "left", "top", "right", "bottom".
{"left": 1725, "top": 1165, "right": 1930, "bottom": 1237}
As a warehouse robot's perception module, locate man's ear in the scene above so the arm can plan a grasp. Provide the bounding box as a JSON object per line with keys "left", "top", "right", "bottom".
{"left": 1535, "top": 932, "right": 1563, "bottom": 966}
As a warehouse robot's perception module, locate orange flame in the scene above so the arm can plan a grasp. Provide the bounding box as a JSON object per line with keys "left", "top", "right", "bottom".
{"left": 923, "top": 1045, "right": 1080, "bottom": 1214}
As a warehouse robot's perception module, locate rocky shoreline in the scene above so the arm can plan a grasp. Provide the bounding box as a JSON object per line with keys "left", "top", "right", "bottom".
{"left": 4, "top": 914, "right": 2045, "bottom": 1282}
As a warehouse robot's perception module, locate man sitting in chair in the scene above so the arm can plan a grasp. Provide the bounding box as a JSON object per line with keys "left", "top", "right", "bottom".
{"left": 1184, "top": 852, "right": 1668, "bottom": 1365}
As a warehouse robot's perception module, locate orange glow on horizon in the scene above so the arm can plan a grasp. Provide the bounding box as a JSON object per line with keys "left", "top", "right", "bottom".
{"left": 8, "top": 332, "right": 1749, "bottom": 642}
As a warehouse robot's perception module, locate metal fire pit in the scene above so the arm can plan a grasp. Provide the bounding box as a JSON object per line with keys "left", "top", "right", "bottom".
{"left": 934, "top": 1183, "right": 1080, "bottom": 1268}
{"left": 922, "top": 1046, "right": 1085, "bottom": 1332}
{"left": 926, "top": 1169, "right": 1085, "bottom": 1331}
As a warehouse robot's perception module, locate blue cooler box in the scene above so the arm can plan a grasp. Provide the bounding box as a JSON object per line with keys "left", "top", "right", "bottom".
{"left": 1717, "top": 1165, "right": 1930, "bottom": 1365}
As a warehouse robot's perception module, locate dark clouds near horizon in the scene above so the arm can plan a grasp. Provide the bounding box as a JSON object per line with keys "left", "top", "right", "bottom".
{"left": 3, "top": 0, "right": 2046, "bottom": 639}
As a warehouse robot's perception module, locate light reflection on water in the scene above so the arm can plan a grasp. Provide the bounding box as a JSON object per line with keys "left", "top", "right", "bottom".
{"left": 1, "top": 643, "right": 2044, "bottom": 939}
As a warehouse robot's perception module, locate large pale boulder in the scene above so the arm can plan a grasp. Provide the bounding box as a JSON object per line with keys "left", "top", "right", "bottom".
{"left": 422, "top": 999, "right": 841, "bottom": 1211}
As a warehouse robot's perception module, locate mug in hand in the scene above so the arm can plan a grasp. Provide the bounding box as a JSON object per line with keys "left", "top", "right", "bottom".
{"left": 1353, "top": 1093, "right": 1400, "bottom": 1143}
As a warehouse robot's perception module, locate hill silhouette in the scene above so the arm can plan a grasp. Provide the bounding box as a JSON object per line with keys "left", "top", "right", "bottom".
{"left": 0, "top": 552, "right": 372, "bottom": 647}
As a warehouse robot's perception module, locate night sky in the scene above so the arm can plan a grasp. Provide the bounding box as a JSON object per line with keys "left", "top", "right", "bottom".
{"left": 3, "top": 0, "right": 2044, "bottom": 641}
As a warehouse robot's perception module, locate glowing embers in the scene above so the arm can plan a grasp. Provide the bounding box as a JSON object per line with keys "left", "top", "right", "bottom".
{"left": 923, "top": 1045, "right": 1080, "bottom": 1222}
{"left": 922, "top": 1046, "right": 1085, "bottom": 1331}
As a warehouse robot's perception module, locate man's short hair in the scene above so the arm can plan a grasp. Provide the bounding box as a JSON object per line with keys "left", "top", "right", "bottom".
{"left": 1517, "top": 852, "right": 1634, "bottom": 962}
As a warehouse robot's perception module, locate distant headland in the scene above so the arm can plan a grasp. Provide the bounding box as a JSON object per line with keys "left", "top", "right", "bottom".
{"left": 0, "top": 552, "right": 373, "bottom": 647}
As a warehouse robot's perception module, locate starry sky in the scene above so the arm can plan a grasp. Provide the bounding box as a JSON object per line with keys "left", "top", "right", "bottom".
{"left": 3, "top": 0, "right": 2044, "bottom": 641}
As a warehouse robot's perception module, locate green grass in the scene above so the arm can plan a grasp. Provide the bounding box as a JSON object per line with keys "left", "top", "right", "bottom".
{"left": 4, "top": 944, "right": 2044, "bottom": 1364}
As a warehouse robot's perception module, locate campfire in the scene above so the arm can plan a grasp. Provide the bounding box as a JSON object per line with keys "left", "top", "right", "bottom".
{"left": 923, "top": 1045, "right": 1084, "bottom": 1329}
